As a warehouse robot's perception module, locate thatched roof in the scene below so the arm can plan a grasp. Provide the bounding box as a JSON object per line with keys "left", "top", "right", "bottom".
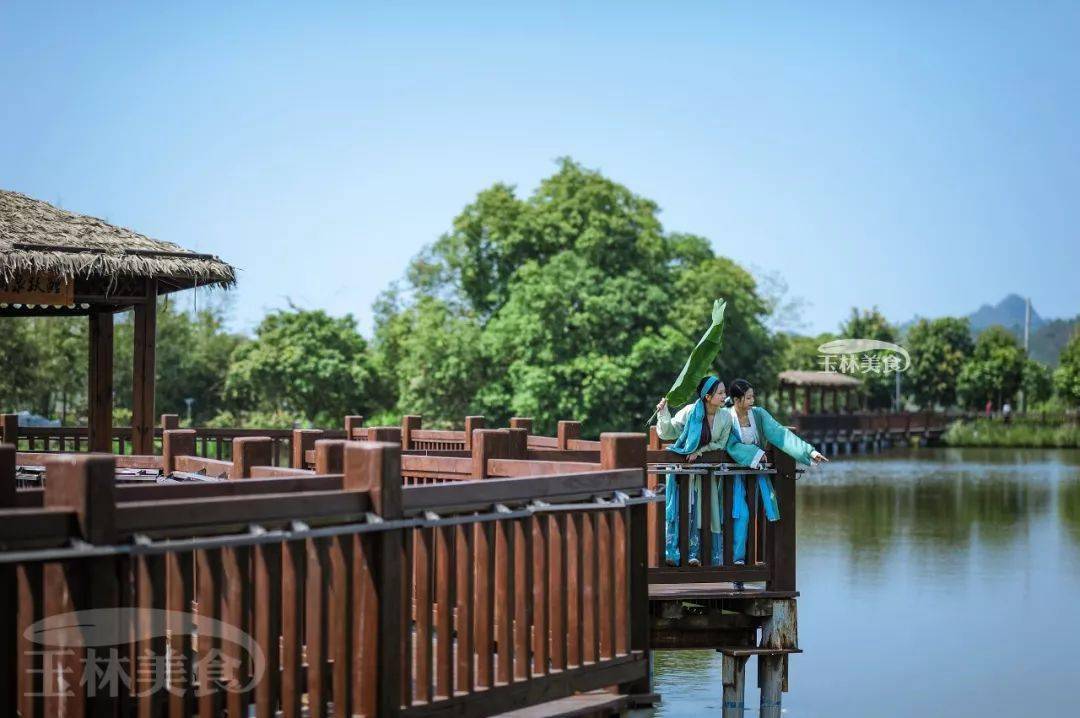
{"left": 778, "top": 370, "right": 863, "bottom": 388}
{"left": 0, "top": 190, "right": 235, "bottom": 292}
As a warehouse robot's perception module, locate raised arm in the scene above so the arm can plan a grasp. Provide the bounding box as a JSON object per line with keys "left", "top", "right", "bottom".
{"left": 656, "top": 401, "right": 691, "bottom": 441}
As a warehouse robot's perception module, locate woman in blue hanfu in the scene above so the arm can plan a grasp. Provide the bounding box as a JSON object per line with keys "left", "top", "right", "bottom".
{"left": 655, "top": 375, "right": 732, "bottom": 567}
{"left": 723, "top": 378, "right": 828, "bottom": 586}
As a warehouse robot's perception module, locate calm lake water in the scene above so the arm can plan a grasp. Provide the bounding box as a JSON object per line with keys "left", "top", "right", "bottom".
{"left": 640, "top": 447, "right": 1080, "bottom": 717}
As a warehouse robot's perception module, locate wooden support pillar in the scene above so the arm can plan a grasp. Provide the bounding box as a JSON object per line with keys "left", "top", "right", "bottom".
{"left": 314, "top": 439, "right": 345, "bottom": 474}
{"left": 401, "top": 415, "right": 421, "bottom": 451}
{"left": 818, "top": 388, "right": 825, "bottom": 415}
{"left": 291, "top": 429, "right": 323, "bottom": 469}
{"left": 43, "top": 454, "right": 120, "bottom": 717}
{"left": 463, "top": 416, "right": 485, "bottom": 451}
{"left": 344, "top": 415, "right": 364, "bottom": 440}
{"left": 648, "top": 425, "right": 662, "bottom": 450}
{"left": 471, "top": 429, "right": 508, "bottom": 479}
{"left": 162, "top": 429, "right": 196, "bottom": 475}
{"left": 556, "top": 420, "right": 581, "bottom": 450}
{"left": 759, "top": 655, "right": 784, "bottom": 718}
{"left": 0, "top": 444, "right": 12, "bottom": 712}
{"left": 232, "top": 436, "right": 271, "bottom": 479}
{"left": 721, "top": 653, "right": 748, "bottom": 718}
{"left": 0, "top": 414, "right": 17, "bottom": 448}
{"left": 343, "top": 440, "right": 403, "bottom": 717}
{"left": 161, "top": 413, "right": 180, "bottom": 431}
{"left": 132, "top": 285, "right": 157, "bottom": 455}
{"left": 600, "top": 434, "right": 651, "bottom": 695}
{"left": 802, "top": 387, "right": 810, "bottom": 415}
{"left": 87, "top": 310, "right": 114, "bottom": 453}
{"left": 766, "top": 452, "right": 798, "bottom": 592}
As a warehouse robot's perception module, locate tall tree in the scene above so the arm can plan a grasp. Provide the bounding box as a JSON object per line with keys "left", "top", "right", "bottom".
{"left": 956, "top": 325, "right": 1025, "bottom": 409}
{"left": 1054, "top": 331, "right": 1080, "bottom": 408}
{"left": 375, "top": 158, "right": 781, "bottom": 434}
{"left": 905, "top": 317, "right": 973, "bottom": 409}
{"left": 839, "top": 307, "right": 898, "bottom": 409}
{"left": 226, "top": 307, "right": 377, "bottom": 426}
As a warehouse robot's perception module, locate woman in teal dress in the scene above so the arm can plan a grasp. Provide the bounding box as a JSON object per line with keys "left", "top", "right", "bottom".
{"left": 655, "top": 376, "right": 732, "bottom": 566}
{"left": 723, "top": 378, "right": 828, "bottom": 584}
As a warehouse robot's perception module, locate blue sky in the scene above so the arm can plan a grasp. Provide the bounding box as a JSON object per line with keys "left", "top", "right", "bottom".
{"left": 2, "top": 1, "right": 1077, "bottom": 335}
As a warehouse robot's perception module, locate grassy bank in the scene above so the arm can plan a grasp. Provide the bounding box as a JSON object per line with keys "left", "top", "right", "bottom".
{"left": 943, "top": 419, "right": 1080, "bottom": 448}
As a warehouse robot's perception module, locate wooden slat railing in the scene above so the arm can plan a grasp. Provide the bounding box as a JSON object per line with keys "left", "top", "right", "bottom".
{"left": 0, "top": 434, "right": 654, "bottom": 717}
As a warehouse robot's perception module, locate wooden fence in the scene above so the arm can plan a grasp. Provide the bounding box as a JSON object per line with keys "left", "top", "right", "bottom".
{"left": 0, "top": 432, "right": 653, "bottom": 718}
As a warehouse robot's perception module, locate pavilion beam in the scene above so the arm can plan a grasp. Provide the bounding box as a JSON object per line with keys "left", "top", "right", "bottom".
{"left": 132, "top": 282, "right": 157, "bottom": 455}
{"left": 88, "top": 310, "right": 114, "bottom": 453}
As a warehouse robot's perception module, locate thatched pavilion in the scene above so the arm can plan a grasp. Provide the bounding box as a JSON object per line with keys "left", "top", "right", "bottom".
{"left": 777, "top": 370, "right": 864, "bottom": 414}
{"left": 0, "top": 190, "right": 235, "bottom": 453}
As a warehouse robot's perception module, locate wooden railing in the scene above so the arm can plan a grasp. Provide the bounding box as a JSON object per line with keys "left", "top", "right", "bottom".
{"left": 0, "top": 433, "right": 653, "bottom": 717}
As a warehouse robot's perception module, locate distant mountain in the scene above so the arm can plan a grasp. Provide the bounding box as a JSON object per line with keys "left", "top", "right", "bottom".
{"left": 968, "top": 293, "right": 1045, "bottom": 334}
{"left": 896, "top": 294, "right": 1077, "bottom": 367}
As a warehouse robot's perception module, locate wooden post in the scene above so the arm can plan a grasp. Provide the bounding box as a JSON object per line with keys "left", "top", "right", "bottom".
{"left": 556, "top": 420, "right": 581, "bottom": 450}
{"left": 802, "top": 387, "right": 810, "bottom": 415}
{"left": 759, "top": 655, "right": 784, "bottom": 718}
{"left": 471, "top": 429, "right": 508, "bottom": 479}
{"left": 161, "top": 413, "right": 180, "bottom": 431}
{"left": 601, "top": 433, "right": 651, "bottom": 696}
{"left": 43, "top": 454, "right": 120, "bottom": 717}
{"left": 648, "top": 425, "right": 662, "bottom": 450}
{"left": 232, "top": 437, "right": 272, "bottom": 479}
{"left": 291, "top": 429, "right": 323, "bottom": 469}
{"left": 506, "top": 428, "right": 528, "bottom": 460}
{"left": 463, "top": 416, "right": 485, "bottom": 451}
{"left": 88, "top": 310, "right": 114, "bottom": 453}
{"left": 131, "top": 284, "right": 157, "bottom": 455}
{"left": 0, "top": 414, "right": 17, "bottom": 448}
{"left": 766, "top": 451, "right": 797, "bottom": 592}
{"left": 344, "top": 441, "right": 403, "bottom": 716}
{"left": 721, "top": 653, "right": 748, "bottom": 718}
{"left": 401, "top": 415, "right": 421, "bottom": 451}
{"left": 344, "top": 415, "right": 364, "bottom": 440}
{"left": 509, "top": 417, "right": 533, "bottom": 434}
{"left": 314, "top": 439, "right": 345, "bottom": 474}
{"left": 162, "top": 429, "right": 196, "bottom": 474}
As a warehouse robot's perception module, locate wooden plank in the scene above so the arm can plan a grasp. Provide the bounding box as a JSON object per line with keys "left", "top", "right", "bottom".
{"left": 565, "top": 514, "right": 581, "bottom": 668}
{"left": 512, "top": 518, "right": 531, "bottom": 682}
{"left": 487, "top": 459, "right": 601, "bottom": 477}
{"left": 454, "top": 523, "right": 474, "bottom": 694}
{"left": 434, "top": 525, "right": 454, "bottom": 698}
{"left": 532, "top": 516, "right": 548, "bottom": 676}
{"left": 166, "top": 552, "right": 195, "bottom": 718}
{"left": 221, "top": 545, "right": 251, "bottom": 718}
{"left": 280, "top": 540, "right": 305, "bottom": 718}
{"left": 401, "top": 470, "right": 643, "bottom": 514}
{"left": 414, "top": 527, "right": 433, "bottom": 703}
{"left": 582, "top": 513, "right": 597, "bottom": 665}
{"left": 548, "top": 515, "right": 566, "bottom": 671}
{"left": 252, "top": 543, "right": 281, "bottom": 718}
{"left": 401, "top": 455, "right": 472, "bottom": 476}
{"left": 136, "top": 553, "right": 167, "bottom": 718}
{"left": 306, "top": 538, "right": 329, "bottom": 718}
{"left": 475, "top": 521, "right": 496, "bottom": 688}
{"left": 329, "top": 533, "right": 353, "bottom": 717}
{"left": 353, "top": 533, "right": 378, "bottom": 716}
{"left": 647, "top": 582, "right": 797, "bottom": 600}
{"left": 613, "top": 509, "right": 629, "bottom": 656}
{"left": 196, "top": 550, "right": 223, "bottom": 718}
{"left": 496, "top": 517, "right": 514, "bottom": 685}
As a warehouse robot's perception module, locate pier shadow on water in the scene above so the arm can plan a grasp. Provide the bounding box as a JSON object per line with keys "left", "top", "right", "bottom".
{"left": 638, "top": 447, "right": 1080, "bottom": 717}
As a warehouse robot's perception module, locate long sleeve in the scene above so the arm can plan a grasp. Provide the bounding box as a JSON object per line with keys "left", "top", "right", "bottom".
{"left": 656, "top": 403, "right": 692, "bottom": 441}
{"left": 725, "top": 427, "right": 765, "bottom": 468}
{"left": 757, "top": 407, "right": 816, "bottom": 465}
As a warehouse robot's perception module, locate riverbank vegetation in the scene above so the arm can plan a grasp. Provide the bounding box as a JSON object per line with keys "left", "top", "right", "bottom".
{"left": 943, "top": 419, "right": 1080, "bottom": 449}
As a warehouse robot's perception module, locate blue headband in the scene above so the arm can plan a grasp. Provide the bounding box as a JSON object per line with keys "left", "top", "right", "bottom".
{"left": 699, "top": 375, "right": 720, "bottom": 399}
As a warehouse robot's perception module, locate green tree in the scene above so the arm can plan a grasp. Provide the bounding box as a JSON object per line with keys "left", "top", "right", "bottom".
{"left": 905, "top": 317, "right": 973, "bottom": 409}
{"left": 839, "top": 307, "right": 898, "bottom": 409}
{"left": 0, "top": 318, "right": 41, "bottom": 413}
{"left": 375, "top": 158, "right": 780, "bottom": 434}
{"left": 114, "top": 298, "right": 248, "bottom": 424}
{"left": 1054, "top": 331, "right": 1080, "bottom": 408}
{"left": 1021, "top": 359, "right": 1054, "bottom": 407}
{"left": 226, "top": 307, "right": 377, "bottom": 426}
{"left": 957, "top": 325, "right": 1026, "bottom": 409}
